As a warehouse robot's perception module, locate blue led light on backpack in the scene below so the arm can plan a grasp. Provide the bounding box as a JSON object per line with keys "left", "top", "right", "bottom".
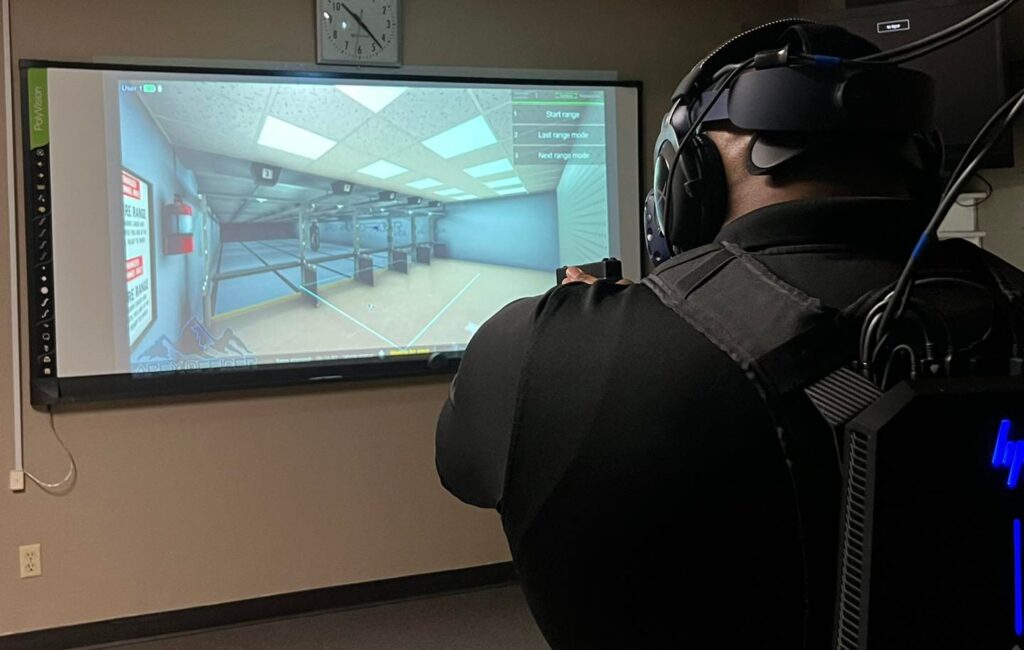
{"left": 992, "top": 420, "right": 1024, "bottom": 488}
{"left": 1015, "top": 519, "right": 1022, "bottom": 636}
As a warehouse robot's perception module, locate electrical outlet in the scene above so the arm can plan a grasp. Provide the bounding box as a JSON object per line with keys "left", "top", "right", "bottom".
{"left": 19, "top": 544, "right": 41, "bottom": 578}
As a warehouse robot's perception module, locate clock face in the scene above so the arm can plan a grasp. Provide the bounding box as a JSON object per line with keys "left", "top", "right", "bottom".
{"left": 319, "top": 0, "right": 401, "bottom": 67}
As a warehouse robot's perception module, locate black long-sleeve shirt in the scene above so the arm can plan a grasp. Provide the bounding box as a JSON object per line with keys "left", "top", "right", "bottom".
{"left": 436, "top": 198, "right": 1015, "bottom": 648}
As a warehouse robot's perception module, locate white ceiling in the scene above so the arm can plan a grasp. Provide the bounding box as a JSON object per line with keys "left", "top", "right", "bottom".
{"left": 137, "top": 81, "right": 573, "bottom": 202}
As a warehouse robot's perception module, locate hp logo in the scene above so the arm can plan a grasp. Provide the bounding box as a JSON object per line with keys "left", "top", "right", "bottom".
{"left": 992, "top": 420, "right": 1023, "bottom": 488}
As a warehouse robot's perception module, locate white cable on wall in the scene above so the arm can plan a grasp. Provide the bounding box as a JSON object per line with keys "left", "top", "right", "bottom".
{"left": 24, "top": 408, "right": 76, "bottom": 492}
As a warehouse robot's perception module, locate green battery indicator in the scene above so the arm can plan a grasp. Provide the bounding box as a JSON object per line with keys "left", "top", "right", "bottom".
{"left": 142, "top": 83, "right": 157, "bottom": 93}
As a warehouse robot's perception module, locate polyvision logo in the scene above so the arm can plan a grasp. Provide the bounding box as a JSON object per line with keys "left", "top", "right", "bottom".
{"left": 27, "top": 68, "right": 48, "bottom": 150}
{"left": 31, "top": 85, "right": 44, "bottom": 131}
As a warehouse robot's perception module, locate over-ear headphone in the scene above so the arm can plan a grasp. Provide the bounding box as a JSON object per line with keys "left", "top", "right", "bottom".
{"left": 645, "top": 21, "right": 944, "bottom": 266}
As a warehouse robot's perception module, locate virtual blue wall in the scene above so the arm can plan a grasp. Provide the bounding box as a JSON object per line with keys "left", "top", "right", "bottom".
{"left": 221, "top": 222, "right": 298, "bottom": 242}
{"left": 357, "top": 219, "right": 390, "bottom": 250}
{"left": 415, "top": 216, "right": 431, "bottom": 243}
{"left": 436, "top": 192, "right": 558, "bottom": 271}
{"left": 319, "top": 216, "right": 431, "bottom": 250}
{"left": 320, "top": 217, "right": 417, "bottom": 250}
{"left": 285, "top": 194, "right": 559, "bottom": 272}
{"left": 320, "top": 220, "right": 353, "bottom": 246}
{"left": 121, "top": 93, "right": 213, "bottom": 356}
{"left": 391, "top": 217, "right": 413, "bottom": 247}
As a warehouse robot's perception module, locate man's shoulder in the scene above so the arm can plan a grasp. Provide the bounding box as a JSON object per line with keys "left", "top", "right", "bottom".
{"left": 522, "top": 280, "right": 735, "bottom": 373}
{"left": 540, "top": 281, "right": 666, "bottom": 315}
{"left": 524, "top": 281, "right": 688, "bottom": 341}
{"left": 472, "top": 279, "right": 747, "bottom": 395}
{"left": 480, "top": 282, "right": 670, "bottom": 334}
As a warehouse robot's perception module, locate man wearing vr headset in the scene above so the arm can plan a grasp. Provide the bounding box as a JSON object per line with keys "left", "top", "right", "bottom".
{"left": 437, "top": 19, "right": 1024, "bottom": 648}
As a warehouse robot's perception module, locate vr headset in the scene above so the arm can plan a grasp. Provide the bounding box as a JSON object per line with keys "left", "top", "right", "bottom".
{"left": 645, "top": 20, "right": 941, "bottom": 262}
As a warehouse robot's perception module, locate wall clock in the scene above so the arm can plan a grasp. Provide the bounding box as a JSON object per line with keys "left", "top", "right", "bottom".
{"left": 317, "top": 0, "right": 401, "bottom": 67}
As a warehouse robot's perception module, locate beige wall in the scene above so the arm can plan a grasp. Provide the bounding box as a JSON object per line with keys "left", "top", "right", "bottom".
{"left": 0, "top": 0, "right": 792, "bottom": 636}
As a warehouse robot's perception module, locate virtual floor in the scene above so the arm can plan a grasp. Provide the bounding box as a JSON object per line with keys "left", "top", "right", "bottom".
{"left": 215, "top": 239, "right": 392, "bottom": 316}
{"left": 211, "top": 242, "right": 550, "bottom": 357}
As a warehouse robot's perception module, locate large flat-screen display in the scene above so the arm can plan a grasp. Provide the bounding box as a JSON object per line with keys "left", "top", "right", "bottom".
{"left": 21, "top": 62, "right": 642, "bottom": 405}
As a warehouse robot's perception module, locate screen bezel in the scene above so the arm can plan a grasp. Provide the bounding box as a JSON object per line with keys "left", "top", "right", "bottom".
{"left": 19, "top": 59, "right": 644, "bottom": 407}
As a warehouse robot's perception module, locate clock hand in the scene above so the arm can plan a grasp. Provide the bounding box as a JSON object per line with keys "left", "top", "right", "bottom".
{"left": 341, "top": 3, "right": 384, "bottom": 51}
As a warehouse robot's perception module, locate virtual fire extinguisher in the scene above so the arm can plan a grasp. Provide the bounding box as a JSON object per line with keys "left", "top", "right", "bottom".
{"left": 164, "top": 194, "right": 194, "bottom": 255}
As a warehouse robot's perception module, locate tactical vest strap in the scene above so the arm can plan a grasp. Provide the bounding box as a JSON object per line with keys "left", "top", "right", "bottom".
{"left": 645, "top": 240, "right": 889, "bottom": 441}
{"left": 646, "top": 241, "right": 862, "bottom": 648}
{"left": 644, "top": 241, "right": 853, "bottom": 402}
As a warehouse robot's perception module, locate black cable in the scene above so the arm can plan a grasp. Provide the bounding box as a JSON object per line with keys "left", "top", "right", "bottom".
{"left": 791, "top": 52, "right": 890, "bottom": 68}
{"left": 881, "top": 344, "right": 919, "bottom": 389}
{"left": 955, "top": 173, "right": 994, "bottom": 207}
{"left": 875, "top": 86, "right": 1024, "bottom": 342}
{"left": 859, "top": 298, "right": 890, "bottom": 370}
{"left": 920, "top": 93, "right": 1021, "bottom": 273}
{"left": 862, "top": 277, "right": 996, "bottom": 379}
{"left": 867, "top": 310, "right": 924, "bottom": 383}
{"left": 790, "top": 0, "right": 1017, "bottom": 71}
{"left": 947, "top": 91, "right": 1022, "bottom": 192}
{"left": 885, "top": 14, "right": 1011, "bottom": 66}
{"left": 913, "top": 276, "right": 994, "bottom": 294}
{"left": 858, "top": 0, "right": 1016, "bottom": 63}
{"left": 710, "top": 62, "right": 744, "bottom": 83}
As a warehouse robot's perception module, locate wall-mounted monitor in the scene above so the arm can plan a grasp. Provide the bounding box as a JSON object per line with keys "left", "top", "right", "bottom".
{"left": 810, "top": 0, "right": 1014, "bottom": 172}
{"left": 20, "top": 61, "right": 642, "bottom": 406}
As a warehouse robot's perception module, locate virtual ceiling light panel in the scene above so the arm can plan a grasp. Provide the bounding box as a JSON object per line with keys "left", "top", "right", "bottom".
{"left": 335, "top": 85, "right": 408, "bottom": 113}
{"left": 434, "top": 188, "right": 466, "bottom": 197}
{"left": 357, "top": 160, "right": 409, "bottom": 179}
{"left": 406, "top": 177, "right": 443, "bottom": 189}
{"left": 496, "top": 187, "right": 528, "bottom": 196}
{"left": 464, "top": 158, "right": 514, "bottom": 178}
{"left": 422, "top": 116, "right": 498, "bottom": 159}
{"left": 485, "top": 176, "right": 522, "bottom": 189}
{"left": 257, "top": 116, "right": 337, "bottom": 160}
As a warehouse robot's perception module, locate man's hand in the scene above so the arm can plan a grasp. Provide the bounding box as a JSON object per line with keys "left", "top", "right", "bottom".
{"left": 561, "top": 266, "right": 633, "bottom": 286}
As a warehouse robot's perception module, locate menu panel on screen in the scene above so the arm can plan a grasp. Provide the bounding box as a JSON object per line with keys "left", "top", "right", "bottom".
{"left": 22, "top": 63, "right": 641, "bottom": 405}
